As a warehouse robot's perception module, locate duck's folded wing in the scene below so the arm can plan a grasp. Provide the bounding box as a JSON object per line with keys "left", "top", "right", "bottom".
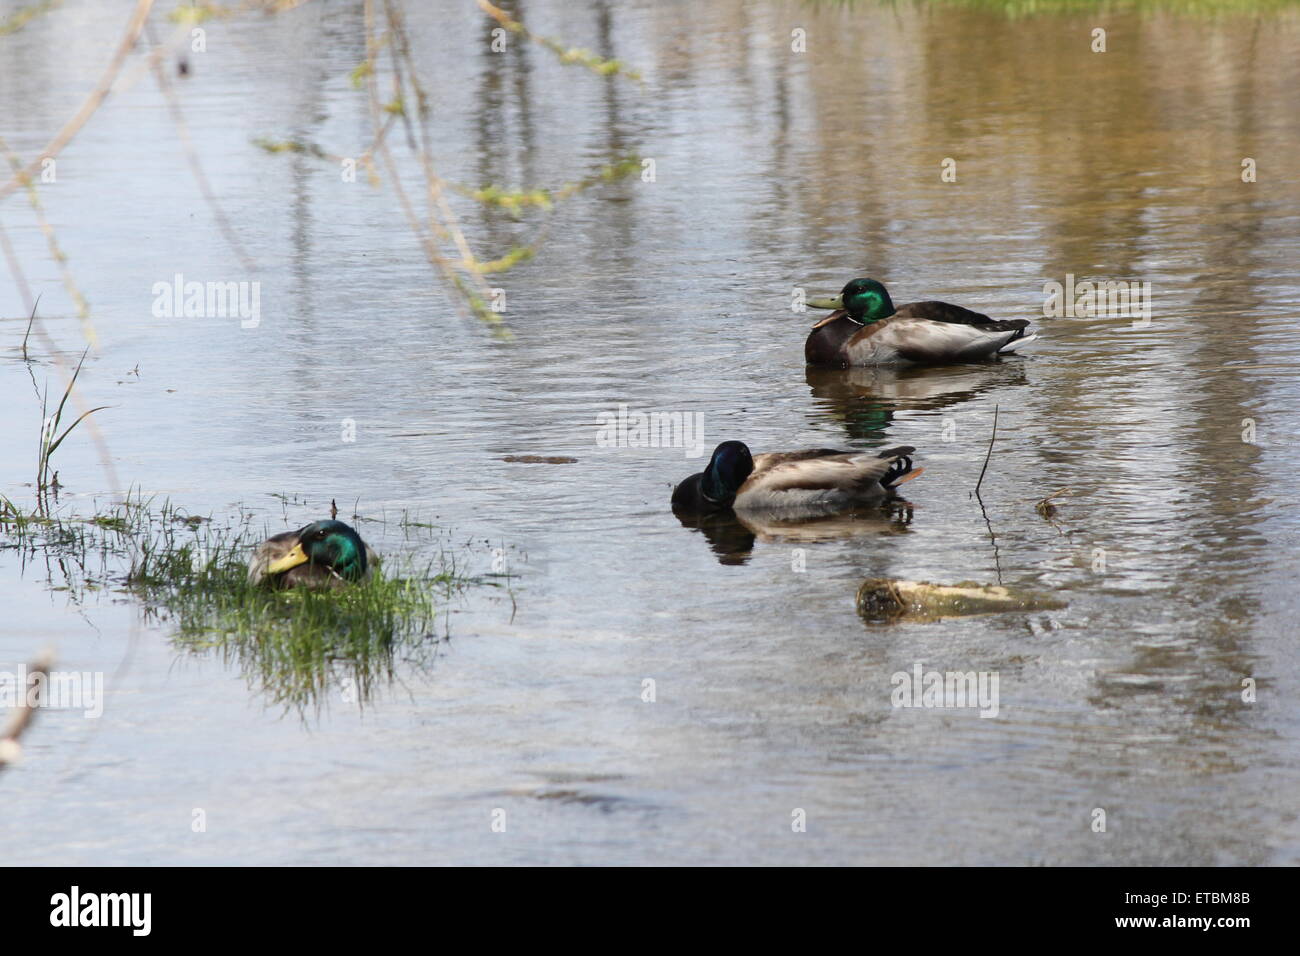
{"left": 751, "top": 448, "right": 851, "bottom": 473}
{"left": 742, "top": 451, "right": 907, "bottom": 495}
{"left": 895, "top": 300, "right": 996, "bottom": 325}
{"left": 896, "top": 300, "right": 1031, "bottom": 338}
{"left": 864, "top": 317, "right": 1030, "bottom": 363}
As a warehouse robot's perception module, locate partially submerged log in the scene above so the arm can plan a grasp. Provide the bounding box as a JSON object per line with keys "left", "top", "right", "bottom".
{"left": 857, "top": 578, "right": 1065, "bottom": 624}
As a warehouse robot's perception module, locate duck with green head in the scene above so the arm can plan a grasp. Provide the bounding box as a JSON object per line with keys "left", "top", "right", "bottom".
{"left": 247, "top": 519, "right": 378, "bottom": 589}
{"left": 805, "top": 278, "right": 1037, "bottom": 367}
{"left": 672, "top": 440, "right": 922, "bottom": 518}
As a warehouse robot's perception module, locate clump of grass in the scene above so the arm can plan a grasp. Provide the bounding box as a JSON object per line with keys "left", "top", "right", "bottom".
{"left": 35, "top": 348, "right": 107, "bottom": 513}
{"left": 144, "top": 541, "right": 460, "bottom": 715}
{"left": 0, "top": 494, "right": 478, "bottom": 714}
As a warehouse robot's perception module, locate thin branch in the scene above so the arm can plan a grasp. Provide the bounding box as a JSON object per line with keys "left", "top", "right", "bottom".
{"left": 0, "top": 213, "right": 36, "bottom": 319}
{"left": 0, "top": 135, "right": 95, "bottom": 342}
{"left": 0, "top": 650, "right": 54, "bottom": 772}
{"left": 145, "top": 22, "right": 256, "bottom": 272}
{"left": 0, "top": 147, "right": 123, "bottom": 501}
{"left": 361, "top": 0, "right": 502, "bottom": 331}
{"left": 0, "top": 0, "right": 156, "bottom": 203}
{"left": 973, "top": 404, "right": 999, "bottom": 498}
{"left": 0, "top": 0, "right": 62, "bottom": 38}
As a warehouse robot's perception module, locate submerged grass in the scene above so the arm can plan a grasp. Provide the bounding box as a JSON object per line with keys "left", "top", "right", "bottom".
{"left": 1, "top": 493, "right": 480, "bottom": 714}
{"left": 139, "top": 531, "right": 461, "bottom": 714}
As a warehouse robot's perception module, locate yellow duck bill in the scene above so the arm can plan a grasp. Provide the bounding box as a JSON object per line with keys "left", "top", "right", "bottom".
{"left": 264, "top": 542, "right": 310, "bottom": 575}
{"left": 805, "top": 294, "right": 844, "bottom": 310}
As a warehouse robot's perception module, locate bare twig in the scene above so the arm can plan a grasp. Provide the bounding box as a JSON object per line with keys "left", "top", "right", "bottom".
{"left": 0, "top": 0, "right": 156, "bottom": 203}
{"left": 362, "top": 0, "right": 502, "bottom": 331}
{"left": 0, "top": 217, "right": 34, "bottom": 307}
{"left": 0, "top": 134, "right": 95, "bottom": 341}
{"left": 0, "top": 0, "right": 62, "bottom": 38}
{"left": 973, "top": 404, "right": 999, "bottom": 498}
{"left": 144, "top": 21, "right": 256, "bottom": 272}
{"left": 0, "top": 650, "right": 55, "bottom": 772}
{"left": 2, "top": 199, "right": 121, "bottom": 508}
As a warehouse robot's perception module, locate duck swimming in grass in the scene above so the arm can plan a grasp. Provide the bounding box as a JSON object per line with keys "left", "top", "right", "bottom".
{"left": 247, "top": 519, "right": 378, "bottom": 589}
{"left": 805, "top": 278, "right": 1037, "bottom": 367}
{"left": 672, "top": 441, "right": 921, "bottom": 517}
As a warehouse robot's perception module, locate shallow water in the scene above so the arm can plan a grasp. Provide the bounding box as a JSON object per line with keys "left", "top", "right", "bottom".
{"left": 2, "top": 0, "right": 1299, "bottom": 864}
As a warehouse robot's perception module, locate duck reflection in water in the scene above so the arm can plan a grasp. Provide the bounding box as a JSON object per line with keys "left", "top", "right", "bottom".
{"left": 674, "top": 501, "right": 914, "bottom": 566}
{"left": 805, "top": 362, "right": 1027, "bottom": 443}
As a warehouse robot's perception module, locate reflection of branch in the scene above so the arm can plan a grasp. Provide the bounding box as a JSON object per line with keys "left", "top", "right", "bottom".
{"left": 971, "top": 404, "right": 1003, "bottom": 583}
{"left": 0, "top": 0, "right": 156, "bottom": 203}
{"left": 0, "top": 650, "right": 54, "bottom": 772}
{"left": 256, "top": 136, "right": 638, "bottom": 216}
{"left": 476, "top": 0, "right": 642, "bottom": 81}
{"left": 253, "top": 114, "right": 397, "bottom": 184}
{"left": 362, "top": 0, "right": 504, "bottom": 331}
{"left": 385, "top": 0, "right": 484, "bottom": 289}
{"left": 974, "top": 489, "right": 1003, "bottom": 586}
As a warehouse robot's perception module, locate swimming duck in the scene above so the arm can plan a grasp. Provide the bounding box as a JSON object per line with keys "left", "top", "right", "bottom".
{"left": 805, "top": 278, "right": 1036, "bottom": 367}
{"left": 672, "top": 441, "right": 921, "bottom": 517}
{"left": 247, "top": 519, "right": 378, "bottom": 589}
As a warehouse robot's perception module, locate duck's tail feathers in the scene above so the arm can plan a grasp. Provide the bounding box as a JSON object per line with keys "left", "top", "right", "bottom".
{"left": 876, "top": 446, "right": 920, "bottom": 488}
{"left": 998, "top": 331, "right": 1039, "bottom": 354}
{"left": 888, "top": 465, "right": 923, "bottom": 488}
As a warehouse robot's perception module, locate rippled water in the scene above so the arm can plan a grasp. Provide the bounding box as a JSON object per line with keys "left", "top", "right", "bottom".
{"left": 2, "top": 0, "right": 1298, "bottom": 864}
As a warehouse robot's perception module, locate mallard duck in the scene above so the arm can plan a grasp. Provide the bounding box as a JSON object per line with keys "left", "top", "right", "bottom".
{"left": 805, "top": 278, "right": 1037, "bottom": 366}
{"left": 672, "top": 441, "right": 921, "bottom": 516}
{"left": 247, "top": 519, "right": 378, "bottom": 589}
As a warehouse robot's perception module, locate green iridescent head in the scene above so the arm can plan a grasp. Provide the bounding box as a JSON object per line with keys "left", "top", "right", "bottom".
{"left": 807, "top": 278, "right": 896, "bottom": 324}
{"left": 266, "top": 519, "right": 369, "bottom": 581}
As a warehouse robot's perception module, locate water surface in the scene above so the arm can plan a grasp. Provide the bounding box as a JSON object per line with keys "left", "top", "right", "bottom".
{"left": 2, "top": 0, "right": 1298, "bottom": 865}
